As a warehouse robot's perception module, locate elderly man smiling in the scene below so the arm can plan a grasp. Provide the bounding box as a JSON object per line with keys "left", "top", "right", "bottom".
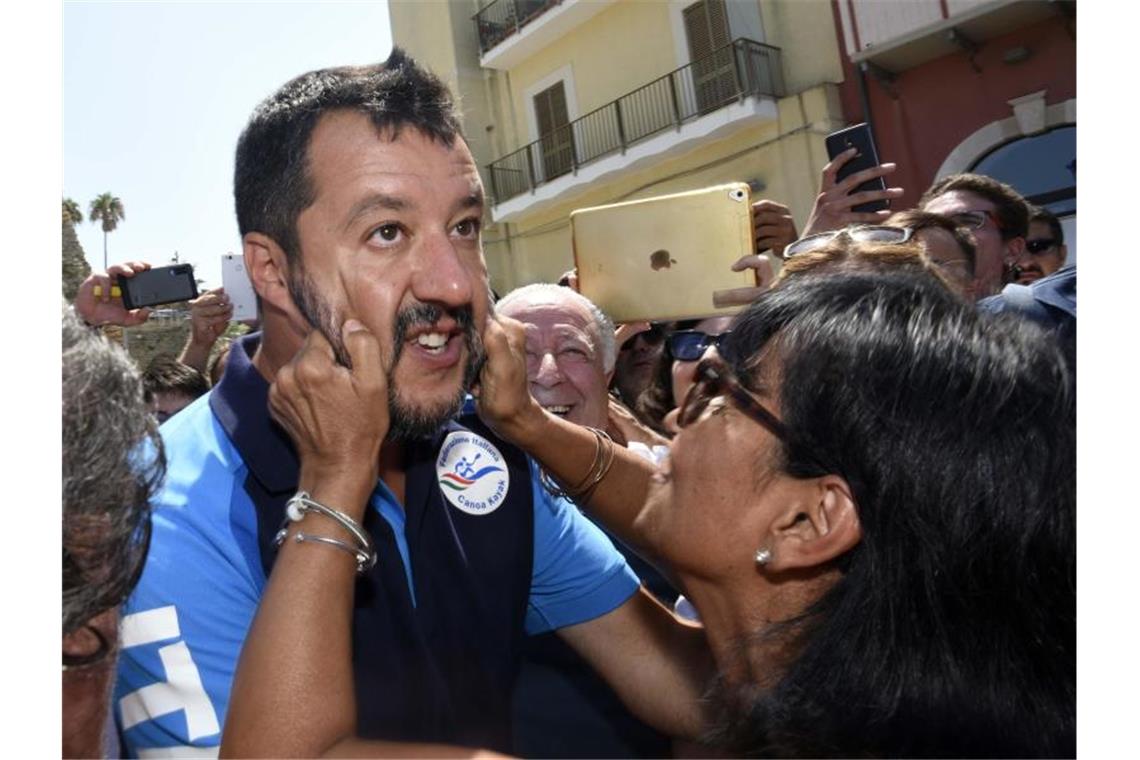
{"left": 496, "top": 283, "right": 617, "bottom": 429}
{"left": 495, "top": 282, "right": 674, "bottom": 758}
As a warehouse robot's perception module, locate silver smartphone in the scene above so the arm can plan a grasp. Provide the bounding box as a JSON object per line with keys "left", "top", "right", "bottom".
{"left": 221, "top": 253, "right": 258, "bottom": 322}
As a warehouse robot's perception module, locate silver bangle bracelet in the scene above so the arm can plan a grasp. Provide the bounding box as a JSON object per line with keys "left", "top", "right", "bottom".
{"left": 285, "top": 491, "right": 374, "bottom": 554}
{"left": 284, "top": 531, "right": 373, "bottom": 574}
{"left": 275, "top": 491, "right": 377, "bottom": 573}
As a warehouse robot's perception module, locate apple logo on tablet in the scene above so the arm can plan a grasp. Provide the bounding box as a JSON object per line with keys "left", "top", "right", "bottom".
{"left": 650, "top": 249, "right": 676, "bottom": 271}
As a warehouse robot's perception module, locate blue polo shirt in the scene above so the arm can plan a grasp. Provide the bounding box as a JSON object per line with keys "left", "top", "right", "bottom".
{"left": 113, "top": 334, "right": 638, "bottom": 757}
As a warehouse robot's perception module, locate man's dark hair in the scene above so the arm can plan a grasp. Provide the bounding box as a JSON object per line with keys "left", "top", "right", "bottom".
{"left": 63, "top": 305, "right": 165, "bottom": 649}
{"left": 1028, "top": 204, "right": 1065, "bottom": 245}
{"left": 233, "top": 47, "right": 465, "bottom": 265}
{"left": 706, "top": 270, "right": 1075, "bottom": 757}
{"left": 142, "top": 355, "right": 210, "bottom": 403}
{"left": 918, "top": 172, "right": 1030, "bottom": 240}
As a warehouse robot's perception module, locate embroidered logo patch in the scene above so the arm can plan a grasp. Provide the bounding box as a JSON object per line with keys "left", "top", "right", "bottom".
{"left": 436, "top": 431, "right": 510, "bottom": 516}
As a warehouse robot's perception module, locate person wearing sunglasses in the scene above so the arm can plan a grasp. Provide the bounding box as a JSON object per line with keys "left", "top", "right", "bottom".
{"left": 1013, "top": 205, "right": 1069, "bottom": 285}
{"left": 610, "top": 321, "right": 669, "bottom": 409}
{"left": 634, "top": 318, "right": 734, "bottom": 437}
{"left": 474, "top": 260, "right": 1074, "bottom": 757}
{"left": 63, "top": 304, "right": 165, "bottom": 758}
{"left": 918, "top": 173, "right": 1031, "bottom": 297}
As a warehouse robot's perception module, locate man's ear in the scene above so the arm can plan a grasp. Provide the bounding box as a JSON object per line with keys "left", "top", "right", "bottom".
{"left": 243, "top": 232, "right": 294, "bottom": 313}
{"left": 1004, "top": 235, "right": 1027, "bottom": 262}
{"left": 766, "top": 475, "right": 861, "bottom": 571}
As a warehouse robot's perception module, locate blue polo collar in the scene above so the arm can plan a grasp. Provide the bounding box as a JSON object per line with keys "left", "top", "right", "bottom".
{"left": 209, "top": 332, "right": 300, "bottom": 495}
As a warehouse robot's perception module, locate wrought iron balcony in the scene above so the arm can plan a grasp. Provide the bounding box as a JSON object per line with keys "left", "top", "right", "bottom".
{"left": 487, "top": 38, "right": 785, "bottom": 206}
{"left": 475, "top": 0, "right": 563, "bottom": 56}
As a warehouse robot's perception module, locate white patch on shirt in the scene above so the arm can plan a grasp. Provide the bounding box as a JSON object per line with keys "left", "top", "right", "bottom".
{"left": 436, "top": 432, "right": 510, "bottom": 516}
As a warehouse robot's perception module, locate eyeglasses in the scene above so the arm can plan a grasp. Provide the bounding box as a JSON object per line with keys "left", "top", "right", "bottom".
{"left": 668, "top": 330, "right": 731, "bottom": 362}
{"left": 948, "top": 209, "right": 1002, "bottom": 233}
{"left": 1025, "top": 237, "right": 1060, "bottom": 254}
{"left": 678, "top": 356, "right": 789, "bottom": 444}
{"left": 784, "top": 225, "right": 914, "bottom": 258}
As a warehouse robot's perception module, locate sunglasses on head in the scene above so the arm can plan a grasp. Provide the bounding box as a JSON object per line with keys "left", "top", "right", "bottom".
{"left": 668, "top": 330, "right": 731, "bottom": 362}
{"left": 784, "top": 225, "right": 914, "bottom": 258}
{"left": 1025, "top": 237, "right": 1059, "bottom": 254}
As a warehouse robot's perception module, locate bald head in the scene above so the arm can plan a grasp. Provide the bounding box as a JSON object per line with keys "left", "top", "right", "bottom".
{"left": 497, "top": 284, "right": 615, "bottom": 428}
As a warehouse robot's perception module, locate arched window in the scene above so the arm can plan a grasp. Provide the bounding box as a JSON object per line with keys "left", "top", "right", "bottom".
{"left": 970, "top": 125, "right": 1076, "bottom": 217}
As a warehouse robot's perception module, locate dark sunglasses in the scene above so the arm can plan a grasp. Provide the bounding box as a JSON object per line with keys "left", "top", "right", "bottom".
{"left": 1025, "top": 237, "right": 1059, "bottom": 254}
{"left": 678, "top": 356, "right": 789, "bottom": 443}
{"left": 622, "top": 323, "right": 667, "bottom": 348}
{"left": 668, "top": 330, "right": 731, "bottom": 362}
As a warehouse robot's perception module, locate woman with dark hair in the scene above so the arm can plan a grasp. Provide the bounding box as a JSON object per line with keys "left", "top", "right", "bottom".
{"left": 484, "top": 244, "right": 1075, "bottom": 757}
{"left": 226, "top": 238, "right": 1074, "bottom": 758}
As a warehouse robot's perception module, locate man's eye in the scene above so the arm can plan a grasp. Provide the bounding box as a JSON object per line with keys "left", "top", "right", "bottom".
{"left": 372, "top": 224, "right": 401, "bottom": 243}
{"left": 454, "top": 218, "right": 481, "bottom": 237}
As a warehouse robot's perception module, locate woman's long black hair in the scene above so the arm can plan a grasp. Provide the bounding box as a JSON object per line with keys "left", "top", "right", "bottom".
{"left": 708, "top": 269, "right": 1075, "bottom": 758}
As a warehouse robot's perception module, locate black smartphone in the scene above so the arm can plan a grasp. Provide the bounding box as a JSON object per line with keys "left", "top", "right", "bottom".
{"left": 118, "top": 264, "right": 199, "bottom": 309}
{"left": 824, "top": 122, "right": 889, "bottom": 214}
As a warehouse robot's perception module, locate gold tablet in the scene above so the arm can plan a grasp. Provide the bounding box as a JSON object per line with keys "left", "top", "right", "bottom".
{"left": 571, "top": 182, "right": 757, "bottom": 323}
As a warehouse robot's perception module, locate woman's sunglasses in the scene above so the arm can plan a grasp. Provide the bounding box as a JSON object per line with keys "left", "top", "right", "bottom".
{"left": 668, "top": 330, "right": 731, "bottom": 362}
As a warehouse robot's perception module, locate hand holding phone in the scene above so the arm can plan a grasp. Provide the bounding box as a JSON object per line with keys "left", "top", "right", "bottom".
{"left": 118, "top": 264, "right": 199, "bottom": 309}
{"left": 73, "top": 260, "right": 155, "bottom": 327}
{"left": 802, "top": 123, "right": 903, "bottom": 237}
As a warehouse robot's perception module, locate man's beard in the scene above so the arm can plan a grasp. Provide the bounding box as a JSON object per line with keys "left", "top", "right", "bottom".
{"left": 288, "top": 270, "right": 485, "bottom": 442}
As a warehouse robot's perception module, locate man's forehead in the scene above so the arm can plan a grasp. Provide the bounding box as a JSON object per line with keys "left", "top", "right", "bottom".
{"left": 924, "top": 189, "right": 994, "bottom": 213}
{"left": 508, "top": 300, "right": 596, "bottom": 333}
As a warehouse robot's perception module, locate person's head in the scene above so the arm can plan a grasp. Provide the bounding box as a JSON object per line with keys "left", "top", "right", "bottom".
{"left": 777, "top": 230, "right": 953, "bottom": 291}
{"left": 636, "top": 268, "right": 1074, "bottom": 757}
{"left": 63, "top": 304, "right": 164, "bottom": 758}
{"left": 612, "top": 323, "right": 668, "bottom": 405}
{"left": 883, "top": 209, "right": 978, "bottom": 298}
{"left": 1016, "top": 205, "right": 1068, "bottom": 284}
{"left": 142, "top": 356, "right": 210, "bottom": 424}
{"left": 235, "top": 48, "right": 488, "bottom": 441}
{"left": 919, "top": 172, "right": 1030, "bottom": 296}
{"left": 497, "top": 283, "right": 615, "bottom": 428}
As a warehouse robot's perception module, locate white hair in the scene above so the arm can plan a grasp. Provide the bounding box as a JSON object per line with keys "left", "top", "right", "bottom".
{"left": 496, "top": 283, "right": 617, "bottom": 373}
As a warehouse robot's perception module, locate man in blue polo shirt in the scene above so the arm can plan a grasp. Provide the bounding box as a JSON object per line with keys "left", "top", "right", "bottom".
{"left": 114, "top": 50, "right": 708, "bottom": 757}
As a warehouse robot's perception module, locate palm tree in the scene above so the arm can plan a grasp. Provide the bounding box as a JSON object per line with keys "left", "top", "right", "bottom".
{"left": 88, "top": 192, "right": 125, "bottom": 270}
{"left": 62, "top": 198, "right": 82, "bottom": 225}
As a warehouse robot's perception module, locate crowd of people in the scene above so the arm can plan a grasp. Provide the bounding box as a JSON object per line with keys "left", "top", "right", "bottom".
{"left": 63, "top": 49, "right": 1075, "bottom": 758}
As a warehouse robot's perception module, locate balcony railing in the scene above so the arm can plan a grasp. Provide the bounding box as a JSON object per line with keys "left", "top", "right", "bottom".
{"left": 487, "top": 38, "right": 784, "bottom": 206}
{"left": 475, "top": 0, "right": 563, "bottom": 55}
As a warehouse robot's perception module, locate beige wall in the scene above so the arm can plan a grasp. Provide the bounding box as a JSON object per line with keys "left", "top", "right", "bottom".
{"left": 506, "top": 2, "right": 677, "bottom": 143}
{"left": 761, "top": 0, "right": 845, "bottom": 93}
{"left": 485, "top": 83, "right": 845, "bottom": 293}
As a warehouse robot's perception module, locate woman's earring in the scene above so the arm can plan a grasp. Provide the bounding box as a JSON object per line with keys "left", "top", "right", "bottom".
{"left": 755, "top": 548, "right": 772, "bottom": 567}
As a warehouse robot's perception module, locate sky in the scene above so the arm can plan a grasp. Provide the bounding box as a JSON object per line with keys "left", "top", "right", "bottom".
{"left": 64, "top": 1, "right": 394, "bottom": 289}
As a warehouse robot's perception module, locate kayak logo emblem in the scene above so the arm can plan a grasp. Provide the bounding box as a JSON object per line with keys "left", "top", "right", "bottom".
{"left": 436, "top": 432, "right": 510, "bottom": 515}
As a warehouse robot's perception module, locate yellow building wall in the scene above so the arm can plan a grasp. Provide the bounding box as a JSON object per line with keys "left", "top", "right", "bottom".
{"left": 761, "top": 0, "right": 845, "bottom": 92}
{"left": 484, "top": 82, "right": 845, "bottom": 293}
{"left": 506, "top": 2, "right": 678, "bottom": 143}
